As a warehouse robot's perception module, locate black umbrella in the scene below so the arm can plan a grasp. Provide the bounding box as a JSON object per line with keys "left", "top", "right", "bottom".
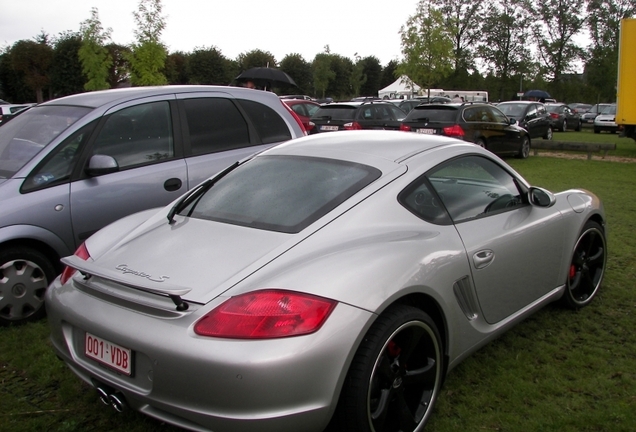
{"left": 235, "top": 67, "right": 297, "bottom": 90}
{"left": 523, "top": 89, "right": 551, "bottom": 99}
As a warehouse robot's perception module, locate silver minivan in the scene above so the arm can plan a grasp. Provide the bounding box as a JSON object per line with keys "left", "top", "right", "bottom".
{"left": 0, "top": 85, "right": 305, "bottom": 324}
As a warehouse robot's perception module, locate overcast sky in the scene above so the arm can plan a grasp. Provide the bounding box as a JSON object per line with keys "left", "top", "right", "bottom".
{"left": 1, "top": 0, "right": 419, "bottom": 65}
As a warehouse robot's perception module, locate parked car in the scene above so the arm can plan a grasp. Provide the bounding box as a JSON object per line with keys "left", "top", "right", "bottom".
{"left": 545, "top": 103, "right": 581, "bottom": 131}
{"left": 0, "top": 85, "right": 305, "bottom": 325}
{"left": 582, "top": 103, "right": 612, "bottom": 127}
{"left": 0, "top": 103, "right": 35, "bottom": 125}
{"left": 399, "top": 103, "right": 531, "bottom": 158}
{"left": 567, "top": 103, "right": 592, "bottom": 114}
{"left": 282, "top": 98, "right": 321, "bottom": 133}
{"left": 47, "top": 130, "right": 607, "bottom": 432}
{"left": 594, "top": 104, "right": 619, "bottom": 134}
{"left": 496, "top": 101, "right": 553, "bottom": 140}
{"left": 310, "top": 101, "right": 407, "bottom": 133}
{"left": 279, "top": 95, "right": 316, "bottom": 101}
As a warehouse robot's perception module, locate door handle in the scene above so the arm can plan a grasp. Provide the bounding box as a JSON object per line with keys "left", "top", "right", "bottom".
{"left": 164, "top": 178, "right": 183, "bottom": 192}
{"left": 473, "top": 249, "right": 494, "bottom": 269}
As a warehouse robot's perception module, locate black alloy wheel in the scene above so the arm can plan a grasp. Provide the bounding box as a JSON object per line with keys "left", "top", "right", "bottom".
{"left": 561, "top": 221, "right": 606, "bottom": 309}
{"left": 333, "top": 305, "right": 443, "bottom": 432}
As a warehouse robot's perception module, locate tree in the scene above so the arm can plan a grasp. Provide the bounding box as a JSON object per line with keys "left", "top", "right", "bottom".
{"left": 398, "top": 1, "right": 454, "bottom": 96}
{"left": 526, "top": 0, "right": 586, "bottom": 89}
{"left": 477, "top": 0, "right": 534, "bottom": 100}
{"left": 312, "top": 51, "right": 336, "bottom": 99}
{"left": 79, "top": 7, "right": 112, "bottom": 91}
{"left": 164, "top": 51, "right": 189, "bottom": 85}
{"left": 10, "top": 36, "right": 53, "bottom": 103}
{"left": 236, "top": 49, "right": 277, "bottom": 71}
{"left": 187, "top": 46, "right": 233, "bottom": 85}
{"left": 0, "top": 46, "right": 36, "bottom": 103}
{"left": 583, "top": 0, "right": 636, "bottom": 102}
{"left": 326, "top": 55, "right": 354, "bottom": 100}
{"left": 280, "top": 54, "right": 313, "bottom": 95}
{"left": 380, "top": 60, "right": 400, "bottom": 89}
{"left": 432, "top": 0, "right": 485, "bottom": 76}
{"left": 128, "top": 0, "right": 168, "bottom": 86}
{"left": 106, "top": 43, "right": 131, "bottom": 88}
{"left": 350, "top": 54, "right": 367, "bottom": 97}
{"left": 50, "top": 31, "right": 85, "bottom": 97}
{"left": 358, "top": 56, "right": 383, "bottom": 98}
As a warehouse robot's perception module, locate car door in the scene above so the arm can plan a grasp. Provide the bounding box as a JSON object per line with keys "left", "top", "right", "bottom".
{"left": 479, "top": 106, "right": 514, "bottom": 153}
{"left": 69, "top": 97, "right": 188, "bottom": 245}
{"left": 427, "top": 156, "right": 566, "bottom": 323}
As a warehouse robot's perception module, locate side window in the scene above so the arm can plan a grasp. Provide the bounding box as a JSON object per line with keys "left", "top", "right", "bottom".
{"left": 488, "top": 106, "right": 509, "bottom": 124}
{"left": 390, "top": 105, "right": 406, "bottom": 120}
{"left": 361, "top": 107, "right": 374, "bottom": 119}
{"left": 22, "top": 121, "right": 97, "bottom": 192}
{"left": 92, "top": 101, "right": 173, "bottom": 169}
{"left": 527, "top": 106, "right": 538, "bottom": 119}
{"left": 238, "top": 99, "right": 292, "bottom": 144}
{"left": 183, "top": 98, "right": 249, "bottom": 155}
{"left": 426, "top": 156, "right": 524, "bottom": 222}
{"left": 537, "top": 105, "right": 547, "bottom": 115}
{"left": 399, "top": 178, "right": 452, "bottom": 225}
{"left": 463, "top": 107, "right": 479, "bottom": 122}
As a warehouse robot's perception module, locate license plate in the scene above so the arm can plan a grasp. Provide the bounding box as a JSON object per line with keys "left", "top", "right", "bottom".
{"left": 85, "top": 332, "right": 133, "bottom": 376}
{"left": 416, "top": 128, "right": 435, "bottom": 135}
{"left": 320, "top": 125, "right": 339, "bottom": 131}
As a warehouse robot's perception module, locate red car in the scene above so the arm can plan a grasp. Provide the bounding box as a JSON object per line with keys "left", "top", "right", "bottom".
{"left": 282, "top": 99, "right": 321, "bottom": 133}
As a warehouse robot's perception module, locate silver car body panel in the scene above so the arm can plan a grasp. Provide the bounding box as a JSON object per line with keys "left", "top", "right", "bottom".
{"left": 46, "top": 131, "right": 605, "bottom": 432}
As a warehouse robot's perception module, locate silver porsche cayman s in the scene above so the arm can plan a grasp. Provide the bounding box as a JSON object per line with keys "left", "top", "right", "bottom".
{"left": 46, "top": 130, "right": 607, "bottom": 432}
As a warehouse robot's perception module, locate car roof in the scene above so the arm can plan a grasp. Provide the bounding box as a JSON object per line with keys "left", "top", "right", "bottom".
{"left": 265, "top": 130, "right": 465, "bottom": 165}
{"left": 40, "top": 85, "right": 278, "bottom": 109}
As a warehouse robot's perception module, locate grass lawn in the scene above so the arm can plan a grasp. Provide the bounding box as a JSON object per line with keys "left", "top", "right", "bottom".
{"left": 1, "top": 151, "right": 635, "bottom": 432}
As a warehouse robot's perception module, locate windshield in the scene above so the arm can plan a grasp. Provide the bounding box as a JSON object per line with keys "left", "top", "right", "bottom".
{"left": 600, "top": 105, "right": 617, "bottom": 115}
{"left": 182, "top": 155, "right": 381, "bottom": 233}
{"left": 497, "top": 104, "right": 525, "bottom": 117}
{"left": 0, "top": 105, "right": 91, "bottom": 178}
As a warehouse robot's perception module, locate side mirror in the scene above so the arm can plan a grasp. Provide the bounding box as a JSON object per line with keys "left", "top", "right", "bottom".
{"left": 86, "top": 154, "right": 119, "bottom": 177}
{"left": 528, "top": 186, "right": 556, "bottom": 207}
{"left": 509, "top": 117, "right": 517, "bottom": 125}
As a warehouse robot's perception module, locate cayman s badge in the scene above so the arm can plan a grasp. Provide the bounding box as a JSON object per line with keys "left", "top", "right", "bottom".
{"left": 115, "top": 264, "right": 170, "bottom": 283}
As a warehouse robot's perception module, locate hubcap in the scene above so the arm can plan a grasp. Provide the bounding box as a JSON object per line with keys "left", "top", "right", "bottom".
{"left": 568, "top": 228, "right": 605, "bottom": 305}
{"left": 0, "top": 259, "right": 48, "bottom": 321}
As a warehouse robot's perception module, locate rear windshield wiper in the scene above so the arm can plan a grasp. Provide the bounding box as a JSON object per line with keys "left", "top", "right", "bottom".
{"left": 167, "top": 161, "right": 239, "bottom": 224}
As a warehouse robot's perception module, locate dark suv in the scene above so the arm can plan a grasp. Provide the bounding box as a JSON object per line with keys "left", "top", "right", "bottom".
{"left": 496, "top": 101, "right": 553, "bottom": 140}
{"left": 399, "top": 103, "right": 531, "bottom": 158}
{"left": 310, "top": 101, "right": 407, "bottom": 133}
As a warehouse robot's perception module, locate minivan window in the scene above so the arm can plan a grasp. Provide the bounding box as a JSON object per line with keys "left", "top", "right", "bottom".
{"left": 182, "top": 98, "right": 250, "bottom": 155}
{"left": 238, "top": 99, "right": 293, "bottom": 144}
{"left": 92, "top": 101, "right": 173, "bottom": 169}
{"left": 0, "top": 105, "right": 91, "bottom": 178}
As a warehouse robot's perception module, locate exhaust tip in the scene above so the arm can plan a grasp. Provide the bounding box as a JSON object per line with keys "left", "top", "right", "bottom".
{"left": 96, "top": 387, "right": 110, "bottom": 406}
{"left": 108, "top": 392, "right": 127, "bottom": 413}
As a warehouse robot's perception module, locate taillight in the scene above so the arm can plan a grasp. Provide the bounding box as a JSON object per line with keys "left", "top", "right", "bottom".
{"left": 399, "top": 123, "right": 412, "bottom": 132}
{"left": 281, "top": 101, "right": 307, "bottom": 136}
{"left": 60, "top": 243, "right": 90, "bottom": 285}
{"left": 443, "top": 124, "right": 464, "bottom": 137}
{"left": 550, "top": 113, "right": 559, "bottom": 119}
{"left": 343, "top": 122, "right": 362, "bottom": 130}
{"left": 194, "top": 289, "right": 336, "bottom": 339}
{"left": 306, "top": 121, "right": 316, "bottom": 132}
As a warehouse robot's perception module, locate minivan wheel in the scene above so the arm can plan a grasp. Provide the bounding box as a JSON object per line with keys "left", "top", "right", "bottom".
{"left": 0, "top": 247, "right": 55, "bottom": 325}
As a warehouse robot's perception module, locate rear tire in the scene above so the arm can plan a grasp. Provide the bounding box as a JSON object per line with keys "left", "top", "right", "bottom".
{"left": 0, "top": 247, "right": 55, "bottom": 325}
{"left": 516, "top": 136, "right": 530, "bottom": 159}
{"left": 331, "top": 305, "right": 444, "bottom": 432}
{"left": 543, "top": 127, "right": 553, "bottom": 140}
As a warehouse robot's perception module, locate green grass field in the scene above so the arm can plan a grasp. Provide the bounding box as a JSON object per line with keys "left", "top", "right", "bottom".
{"left": 1, "top": 139, "right": 635, "bottom": 432}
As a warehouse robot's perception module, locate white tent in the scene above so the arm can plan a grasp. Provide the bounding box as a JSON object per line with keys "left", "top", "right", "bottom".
{"left": 378, "top": 75, "right": 422, "bottom": 99}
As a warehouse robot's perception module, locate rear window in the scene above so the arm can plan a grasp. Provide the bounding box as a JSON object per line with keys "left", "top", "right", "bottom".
{"left": 405, "top": 106, "right": 459, "bottom": 122}
{"left": 312, "top": 106, "right": 357, "bottom": 121}
{"left": 497, "top": 104, "right": 526, "bottom": 117}
{"left": 183, "top": 155, "right": 381, "bottom": 233}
